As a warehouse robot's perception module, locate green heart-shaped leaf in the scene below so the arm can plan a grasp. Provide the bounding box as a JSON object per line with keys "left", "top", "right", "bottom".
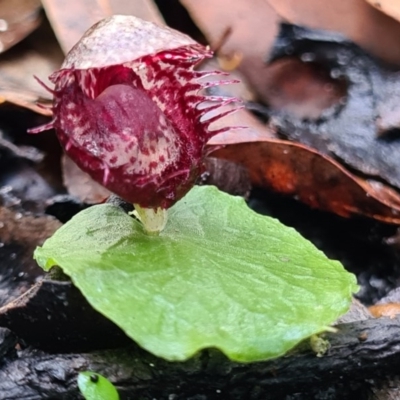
{"left": 34, "top": 186, "right": 357, "bottom": 362}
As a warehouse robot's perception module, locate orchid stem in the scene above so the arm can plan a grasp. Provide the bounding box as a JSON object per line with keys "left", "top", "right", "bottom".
{"left": 133, "top": 204, "right": 168, "bottom": 235}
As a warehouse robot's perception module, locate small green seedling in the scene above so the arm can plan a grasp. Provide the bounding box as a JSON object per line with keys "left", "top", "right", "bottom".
{"left": 78, "top": 371, "right": 119, "bottom": 400}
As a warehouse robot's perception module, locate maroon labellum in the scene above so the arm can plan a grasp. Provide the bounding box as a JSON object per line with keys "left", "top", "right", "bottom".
{"left": 29, "top": 16, "right": 238, "bottom": 230}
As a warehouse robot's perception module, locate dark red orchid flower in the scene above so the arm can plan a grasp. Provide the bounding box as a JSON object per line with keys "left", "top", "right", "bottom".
{"left": 30, "top": 15, "right": 239, "bottom": 210}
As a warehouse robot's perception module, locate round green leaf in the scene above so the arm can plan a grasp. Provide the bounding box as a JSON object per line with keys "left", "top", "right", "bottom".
{"left": 34, "top": 186, "right": 357, "bottom": 362}
{"left": 77, "top": 372, "right": 119, "bottom": 400}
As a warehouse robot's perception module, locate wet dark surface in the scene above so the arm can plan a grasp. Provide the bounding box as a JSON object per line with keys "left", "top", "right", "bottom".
{"left": 264, "top": 23, "right": 400, "bottom": 191}
{"left": 0, "top": 107, "right": 63, "bottom": 310}
{"left": 0, "top": 241, "right": 37, "bottom": 308}
{"left": 45, "top": 194, "right": 89, "bottom": 223}
{"left": 0, "top": 276, "right": 131, "bottom": 353}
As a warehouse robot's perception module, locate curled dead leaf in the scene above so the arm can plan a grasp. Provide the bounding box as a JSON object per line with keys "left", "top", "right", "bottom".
{"left": 211, "top": 137, "right": 400, "bottom": 224}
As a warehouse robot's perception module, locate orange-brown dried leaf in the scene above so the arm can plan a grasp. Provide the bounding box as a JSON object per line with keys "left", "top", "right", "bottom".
{"left": 211, "top": 137, "right": 400, "bottom": 224}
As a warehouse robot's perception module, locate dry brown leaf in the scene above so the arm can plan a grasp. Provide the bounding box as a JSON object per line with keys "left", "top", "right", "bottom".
{"left": 266, "top": 0, "right": 400, "bottom": 65}
{"left": 0, "top": 0, "right": 42, "bottom": 53}
{"left": 0, "top": 92, "right": 51, "bottom": 116}
{"left": 0, "top": 206, "right": 61, "bottom": 250}
{"left": 42, "top": 0, "right": 164, "bottom": 54}
{"left": 212, "top": 138, "right": 400, "bottom": 224}
{"left": 181, "top": 0, "right": 278, "bottom": 59}
{"left": 0, "top": 20, "right": 63, "bottom": 114}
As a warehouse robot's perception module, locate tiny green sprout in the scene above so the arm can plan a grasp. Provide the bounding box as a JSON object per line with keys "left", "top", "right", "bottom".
{"left": 78, "top": 371, "right": 119, "bottom": 400}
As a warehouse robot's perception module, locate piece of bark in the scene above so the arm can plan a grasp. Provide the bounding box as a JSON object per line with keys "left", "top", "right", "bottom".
{"left": 336, "top": 297, "right": 372, "bottom": 324}
{"left": 265, "top": 24, "right": 400, "bottom": 193}
{"left": 1, "top": 316, "right": 400, "bottom": 399}
{"left": 377, "top": 287, "right": 400, "bottom": 304}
